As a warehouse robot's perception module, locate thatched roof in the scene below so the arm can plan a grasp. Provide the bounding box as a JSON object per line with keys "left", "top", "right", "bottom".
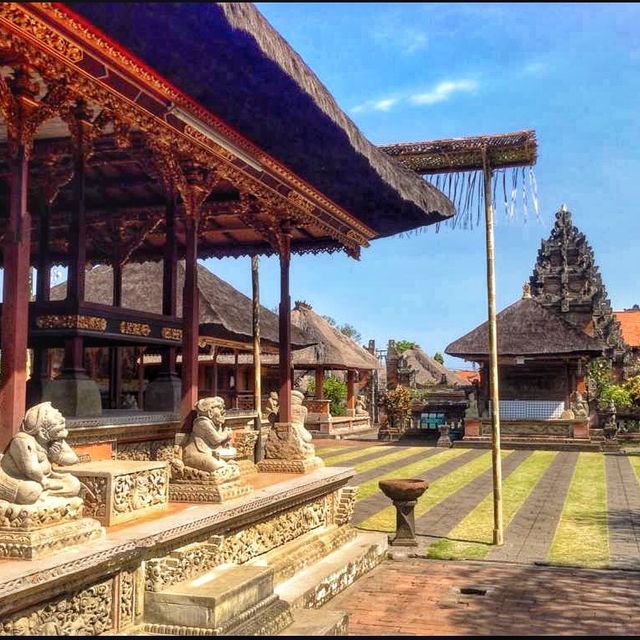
{"left": 401, "top": 347, "right": 469, "bottom": 387}
{"left": 290, "top": 302, "right": 380, "bottom": 370}
{"left": 446, "top": 297, "right": 604, "bottom": 360}
{"left": 50, "top": 262, "right": 310, "bottom": 350}
{"left": 66, "top": 2, "right": 453, "bottom": 238}
{"left": 381, "top": 130, "right": 537, "bottom": 174}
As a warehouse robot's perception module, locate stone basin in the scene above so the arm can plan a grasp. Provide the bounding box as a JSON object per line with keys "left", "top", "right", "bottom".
{"left": 378, "top": 478, "right": 428, "bottom": 502}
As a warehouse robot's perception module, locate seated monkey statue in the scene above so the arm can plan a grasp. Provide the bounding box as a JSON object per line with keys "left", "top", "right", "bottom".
{"left": 181, "top": 397, "right": 237, "bottom": 473}
{"left": 0, "top": 402, "right": 81, "bottom": 505}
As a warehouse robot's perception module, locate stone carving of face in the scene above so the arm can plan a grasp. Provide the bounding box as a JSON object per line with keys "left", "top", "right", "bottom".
{"left": 22, "top": 402, "right": 68, "bottom": 447}
{"left": 196, "top": 397, "right": 226, "bottom": 429}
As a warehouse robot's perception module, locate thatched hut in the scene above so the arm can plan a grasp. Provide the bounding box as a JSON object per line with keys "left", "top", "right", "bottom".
{"left": 446, "top": 287, "right": 604, "bottom": 443}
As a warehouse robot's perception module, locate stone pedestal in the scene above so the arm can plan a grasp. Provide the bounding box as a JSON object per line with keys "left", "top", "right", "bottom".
{"left": 169, "top": 461, "right": 252, "bottom": 503}
{"left": 378, "top": 479, "right": 428, "bottom": 548}
{"left": 0, "top": 496, "right": 104, "bottom": 560}
{"left": 145, "top": 374, "right": 181, "bottom": 412}
{"left": 436, "top": 424, "right": 452, "bottom": 448}
{"left": 43, "top": 376, "right": 102, "bottom": 417}
{"left": 70, "top": 460, "right": 169, "bottom": 526}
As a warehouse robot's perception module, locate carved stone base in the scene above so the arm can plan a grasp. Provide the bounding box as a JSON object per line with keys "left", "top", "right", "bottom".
{"left": 0, "top": 497, "right": 104, "bottom": 560}
{"left": 43, "top": 376, "right": 102, "bottom": 417}
{"left": 257, "top": 456, "right": 324, "bottom": 474}
{"left": 71, "top": 460, "right": 170, "bottom": 526}
{"left": 169, "top": 478, "right": 252, "bottom": 503}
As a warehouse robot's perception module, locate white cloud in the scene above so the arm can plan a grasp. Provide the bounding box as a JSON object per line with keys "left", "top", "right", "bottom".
{"left": 403, "top": 30, "right": 429, "bottom": 54}
{"left": 371, "top": 24, "right": 429, "bottom": 55}
{"left": 409, "top": 79, "right": 478, "bottom": 105}
{"left": 522, "top": 61, "right": 548, "bottom": 77}
{"left": 351, "top": 96, "right": 399, "bottom": 114}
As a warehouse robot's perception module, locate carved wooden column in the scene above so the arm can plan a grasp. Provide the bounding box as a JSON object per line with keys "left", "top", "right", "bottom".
{"left": 181, "top": 214, "right": 200, "bottom": 421}
{"left": 0, "top": 117, "right": 31, "bottom": 447}
{"left": 315, "top": 366, "right": 324, "bottom": 400}
{"left": 347, "top": 369, "right": 357, "bottom": 416}
{"left": 45, "top": 100, "right": 102, "bottom": 416}
{"left": 278, "top": 225, "right": 292, "bottom": 424}
{"left": 108, "top": 255, "right": 123, "bottom": 409}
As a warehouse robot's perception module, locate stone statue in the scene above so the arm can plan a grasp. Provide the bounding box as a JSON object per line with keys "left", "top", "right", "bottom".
{"left": 464, "top": 391, "right": 479, "bottom": 419}
{"left": 355, "top": 395, "right": 368, "bottom": 416}
{"left": 571, "top": 391, "right": 589, "bottom": 419}
{"left": 264, "top": 391, "right": 279, "bottom": 424}
{"left": 259, "top": 389, "right": 322, "bottom": 472}
{"left": 181, "top": 397, "right": 237, "bottom": 472}
{"left": 0, "top": 402, "right": 81, "bottom": 505}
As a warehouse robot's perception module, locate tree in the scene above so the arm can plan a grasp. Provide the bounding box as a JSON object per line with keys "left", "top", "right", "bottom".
{"left": 396, "top": 340, "right": 418, "bottom": 354}
{"left": 322, "top": 315, "right": 337, "bottom": 327}
{"left": 434, "top": 352, "right": 444, "bottom": 365}
{"left": 337, "top": 323, "right": 362, "bottom": 344}
{"left": 307, "top": 376, "right": 347, "bottom": 416}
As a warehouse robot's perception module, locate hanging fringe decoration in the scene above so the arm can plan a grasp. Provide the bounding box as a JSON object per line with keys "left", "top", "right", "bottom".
{"left": 423, "top": 164, "right": 541, "bottom": 231}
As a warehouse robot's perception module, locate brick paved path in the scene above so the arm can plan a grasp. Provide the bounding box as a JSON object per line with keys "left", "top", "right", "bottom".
{"left": 487, "top": 451, "right": 578, "bottom": 564}
{"left": 326, "top": 558, "right": 640, "bottom": 636}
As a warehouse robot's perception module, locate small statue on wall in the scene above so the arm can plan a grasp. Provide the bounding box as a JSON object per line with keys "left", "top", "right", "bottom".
{"left": 571, "top": 391, "right": 589, "bottom": 420}
{"left": 182, "top": 397, "right": 237, "bottom": 473}
{"left": 264, "top": 391, "right": 279, "bottom": 424}
{"left": 0, "top": 402, "right": 81, "bottom": 505}
{"left": 355, "top": 395, "right": 368, "bottom": 416}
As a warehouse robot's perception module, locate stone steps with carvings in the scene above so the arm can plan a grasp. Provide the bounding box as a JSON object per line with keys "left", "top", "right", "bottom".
{"left": 274, "top": 530, "right": 388, "bottom": 610}
{"left": 279, "top": 609, "right": 349, "bottom": 636}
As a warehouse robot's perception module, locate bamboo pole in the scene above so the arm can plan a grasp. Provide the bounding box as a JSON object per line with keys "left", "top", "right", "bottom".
{"left": 482, "top": 148, "right": 504, "bottom": 546}
{"left": 252, "top": 255, "right": 263, "bottom": 462}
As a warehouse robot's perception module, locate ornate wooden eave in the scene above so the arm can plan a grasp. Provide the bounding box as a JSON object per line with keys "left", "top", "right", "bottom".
{"left": 0, "top": 2, "right": 376, "bottom": 258}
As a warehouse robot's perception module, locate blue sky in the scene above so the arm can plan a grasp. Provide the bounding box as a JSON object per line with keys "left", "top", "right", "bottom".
{"left": 203, "top": 3, "right": 640, "bottom": 367}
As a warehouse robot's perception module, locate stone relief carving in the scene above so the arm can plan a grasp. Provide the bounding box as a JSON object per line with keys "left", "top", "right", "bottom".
{"left": 0, "top": 579, "right": 113, "bottom": 636}
{"left": 264, "top": 391, "right": 279, "bottom": 424}
{"left": 0, "top": 402, "right": 80, "bottom": 505}
{"left": 571, "top": 391, "right": 590, "bottom": 420}
{"left": 355, "top": 395, "right": 368, "bottom": 416}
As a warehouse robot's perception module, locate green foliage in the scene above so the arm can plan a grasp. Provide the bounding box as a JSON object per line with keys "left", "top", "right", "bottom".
{"left": 322, "top": 315, "right": 337, "bottom": 327}
{"left": 322, "top": 316, "right": 362, "bottom": 343}
{"left": 396, "top": 340, "right": 418, "bottom": 354}
{"left": 587, "top": 357, "right": 634, "bottom": 409}
{"left": 434, "top": 352, "right": 444, "bottom": 365}
{"left": 307, "top": 376, "right": 347, "bottom": 416}
{"left": 379, "top": 385, "right": 413, "bottom": 428}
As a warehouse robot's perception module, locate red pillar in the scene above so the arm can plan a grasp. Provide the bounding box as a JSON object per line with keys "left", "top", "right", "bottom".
{"left": 347, "top": 370, "right": 357, "bottom": 415}
{"left": 181, "top": 216, "right": 199, "bottom": 421}
{"left": 315, "top": 367, "right": 324, "bottom": 400}
{"left": 0, "top": 143, "right": 31, "bottom": 448}
{"left": 278, "top": 230, "right": 292, "bottom": 423}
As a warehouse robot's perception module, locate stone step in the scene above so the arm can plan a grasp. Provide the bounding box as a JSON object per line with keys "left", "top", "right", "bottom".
{"left": 144, "top": 563, "right": 275, "bottom": 633}
{"left": 274, "top": 531, "right": 388, "bottom": 610}
{"left": 278, "top": 609, "right": 349, "bottom": 636}
{"left": 249, "top": 524, "right": 357, "bottom": 585}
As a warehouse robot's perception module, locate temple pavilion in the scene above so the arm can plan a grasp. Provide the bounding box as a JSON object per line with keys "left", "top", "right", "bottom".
{"left": 0, "top": 4, "right": 454, "bottom": 635}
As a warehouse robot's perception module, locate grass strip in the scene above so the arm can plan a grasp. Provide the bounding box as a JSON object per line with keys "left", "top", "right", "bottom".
{"left": 351, "top": 446, "right": 425, "bottom": 474}
{"left": 356, "top": 449, "right": 493, "bottom": 530}
{"left": 548, "top": 452, "right": 608, "bottom": 568}
{"left": 322, "top": 445, "right": 389, "bottom": 466}
{"left": 428, "top": 450, "right": 556, "bottom": 560}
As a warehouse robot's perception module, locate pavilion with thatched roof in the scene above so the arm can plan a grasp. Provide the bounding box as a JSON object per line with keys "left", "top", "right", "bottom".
{"left": 446, "top": 285, "right": 604, "bottom": 443}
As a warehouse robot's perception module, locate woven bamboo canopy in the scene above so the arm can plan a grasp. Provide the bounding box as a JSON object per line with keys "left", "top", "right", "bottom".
{"left": 380, "top": 130, "right": 538, "bottom": 175}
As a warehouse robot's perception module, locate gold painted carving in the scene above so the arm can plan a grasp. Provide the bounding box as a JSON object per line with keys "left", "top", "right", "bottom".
{"left": 120, "top": 321, "right": 151, "bottom": 337}
{"left": 35, "top": 314, "right": 107, "bottom": 331}
{"left": 161, "top": 327, "right": 182, "bottom": 341}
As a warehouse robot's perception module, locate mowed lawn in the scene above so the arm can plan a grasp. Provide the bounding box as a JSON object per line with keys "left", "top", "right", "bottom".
{"left": 316, "top": 442, "right": 640, "bottom": 570}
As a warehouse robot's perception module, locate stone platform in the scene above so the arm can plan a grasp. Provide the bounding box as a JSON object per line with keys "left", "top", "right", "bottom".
{"left": 0, "top": 467, "right": 366, "bottom": 636}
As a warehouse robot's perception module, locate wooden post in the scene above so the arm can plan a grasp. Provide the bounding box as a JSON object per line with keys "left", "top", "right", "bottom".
{"left": 181, "top": 215, "right": 199, "bottom": 421}
{"left": 483, "top": 148, "right": 504, "bottom": 546}
{"left": 108, "top": 258, "right": 123, "bottom": 409}
{"left": 347, "top": 370, "right": 356, "bottom": 415}
{"left": 315, "top": 367, "right": 324, "bottom": 399}
{"left": 162, "top": 194, "right": 178, "bottom": 375}
{"left": 212, "top": 346, "right": 218, "bottom": 396}
{"left": 278, "top": 227, "right": 292, "bottom": 423}
{"left": 137, "top": 347, "right": 145, "bottom": 410}
{"left": 0, "top": 142, "right": 31, "bottom": 448}
{"left": 252, "top": 255, "right": 263, "bottom": 462}
{"left": 234, "top": 349, "right": 240, "bottom": 409}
